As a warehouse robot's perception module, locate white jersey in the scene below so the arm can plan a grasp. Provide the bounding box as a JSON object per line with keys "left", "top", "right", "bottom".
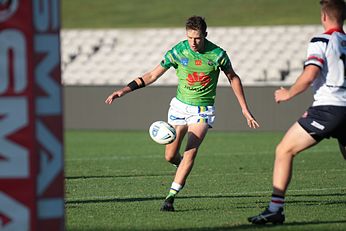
{"left": 304, "top": 28, "right": 346, "bottom": 107}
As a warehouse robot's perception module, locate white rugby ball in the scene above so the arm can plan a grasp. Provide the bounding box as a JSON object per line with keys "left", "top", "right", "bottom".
{"left": 149, "top": 121, "right": 176, "bottom": 145}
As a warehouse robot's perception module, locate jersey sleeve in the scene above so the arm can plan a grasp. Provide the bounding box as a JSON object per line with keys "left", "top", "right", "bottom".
{"left": 304, "top": 36, "right": 327, "bottom": 69}
{"left": 218, "top": 51, "right": 232, "bottom": 72}
{"left": 160, "top": 49, "right": 178, "bottom": 69}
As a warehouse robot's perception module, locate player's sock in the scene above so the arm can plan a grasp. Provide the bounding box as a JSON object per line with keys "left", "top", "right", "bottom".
{"left": 268, "top": 194, "right": 285, "bottom": 212}
{"left": 166, "top": 182, "right": 183, "bottom": 199}
{"left": 161, "top": 182, "right": 182, "bottom": 212}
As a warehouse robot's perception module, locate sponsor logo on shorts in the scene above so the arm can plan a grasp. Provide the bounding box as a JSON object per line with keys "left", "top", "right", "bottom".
{"left": 311, "top": 121, "right": 325, "bottom": 130}
{"left": 170, "top": 115, "right": 185, "bottom": 121}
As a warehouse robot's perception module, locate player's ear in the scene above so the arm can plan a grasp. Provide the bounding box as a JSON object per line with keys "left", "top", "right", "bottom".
{"left": 321, "top": 10, "right": 327, "bottom": 22}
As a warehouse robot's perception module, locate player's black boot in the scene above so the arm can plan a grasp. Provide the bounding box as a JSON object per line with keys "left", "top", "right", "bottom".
{"left": 160, "top": 196, "right": 175, "bottom": 212}
{"left": 248, "top": 207, "right": 285, "bottom": 225}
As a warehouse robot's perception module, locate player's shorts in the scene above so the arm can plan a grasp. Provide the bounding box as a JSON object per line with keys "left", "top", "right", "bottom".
{"left": 298, "top": 105, "right": 346, "bottom": 145}
{"left": 168, "top": 97, "right": 215, "bottom": 127}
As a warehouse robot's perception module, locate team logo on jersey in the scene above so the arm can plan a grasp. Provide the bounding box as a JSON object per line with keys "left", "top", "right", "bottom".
{"left": 341, "top": 40, "right": 346, "bottom": 47}
{"left": 186, "top": 72, "right": 211, "bottom": 87}
{"left": 0, "top": 0, "right": 18, "bottom": 22}
{"left": 195, "top": 60, "right": 202, "bottom": 66}
{"left": 180, "top": 58, "right": 189, "bottom": 66}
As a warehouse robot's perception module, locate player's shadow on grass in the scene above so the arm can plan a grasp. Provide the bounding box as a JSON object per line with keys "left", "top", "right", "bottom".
{"left": 180, "top": 193, "right": 346, "bottom": 210}
{"left": 65, "top": 194, "right": 266, "bottom": 205}
{"left": 66, "top": 196, "right": 164, "bottom": 205}
{"left": 185, "top": 220, "right": 346, "bottom": 231}
{"left": 65, "top": 172, "right": 174, "bottom": 180}
{"left": 69, "top": 220, "right": 346, "bottom": 231}
{"left": 155, "top": 219, "right": 346, "bottom": 231}
{"left": 284, "top": 192, "right": 346, "bottom": 206}
{"left": 65, "top": 192, "right": 346, "bottom": 206}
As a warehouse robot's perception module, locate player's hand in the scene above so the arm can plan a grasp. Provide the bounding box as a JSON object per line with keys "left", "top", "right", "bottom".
{"left": 275, "top": 87, "right": 290, "bottom": 103}
{"left": 242, "top": 110, "right": 260, "bottom": 129}
{"left": 105, "top": 91, "right": 122, "bottom": 104}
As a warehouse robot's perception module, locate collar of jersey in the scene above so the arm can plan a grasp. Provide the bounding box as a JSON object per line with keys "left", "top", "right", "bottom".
{"left": 324, "top": 27, "right": 345, "bottom": 35}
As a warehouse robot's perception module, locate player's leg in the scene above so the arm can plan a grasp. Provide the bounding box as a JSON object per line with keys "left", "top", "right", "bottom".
{"left": 165, "top": 98, "right": 189, "bottom": 167}
{"left": 248, "top": 122, "right": 317, "bottom": 224}
{"left": 165, "top": 125, "right": 188, "bottom": 166}
{"left": 272, "top": 122, "right": 317, "bottom": 196}
{"left": 337, "top": 108, "right": 346, "bottom": 160}
{"left": 338, "top": 139, "right": 346, "bottom": 160}
{"left": 173, "top": 122, "right": 209, "bottom": 185}
{"left": 161, "top": 122, "right": 209, "bottom": 212}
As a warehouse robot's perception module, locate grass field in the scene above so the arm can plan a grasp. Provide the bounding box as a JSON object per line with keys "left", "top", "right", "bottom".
{"left": 62, "top": 0, "right": 321, "bottom": 28}
{"left": 65, "top": 130, "right": 346, "bottom": 231}
{"left": 62, "top": 1, "right": 345, "bottom": 230}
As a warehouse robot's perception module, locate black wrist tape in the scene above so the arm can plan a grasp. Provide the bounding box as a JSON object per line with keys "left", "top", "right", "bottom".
{"left": 127, "top": 80, "right": 139, "bottom": 91}
{"left": 127, "top": 77, "right": 145, "bottom": 91}
{"left": 139, "top": 77, "right": 145, "bottom": 87}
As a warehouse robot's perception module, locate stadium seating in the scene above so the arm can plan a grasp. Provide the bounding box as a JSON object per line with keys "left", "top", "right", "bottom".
{"left": 61, "top": 25, "right": 323, "bottom": 86}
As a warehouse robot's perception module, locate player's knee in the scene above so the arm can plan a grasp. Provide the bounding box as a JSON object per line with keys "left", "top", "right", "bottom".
{"left": 165, "top": 155, "right": 174, "bottom": 163}
{"left": 165, "top": 151, "right": 177, "bottom": 162}
{"left": 183, "top": 148, "right": 198, "bottom": 160}
{"left": 275, "top": 143, "right": 296, "bottom": 158}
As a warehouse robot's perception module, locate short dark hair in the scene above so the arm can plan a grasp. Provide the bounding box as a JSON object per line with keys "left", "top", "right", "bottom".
{"left": 185, "top": 16, "right": 207, "bottom": 34}
{"left": 320, "top": 0, "right": 346, "bottom": 22}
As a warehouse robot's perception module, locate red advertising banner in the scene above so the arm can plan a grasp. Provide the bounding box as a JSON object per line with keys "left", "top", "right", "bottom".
{"left": 33, "top": 0, "right": 65, "bottom": 230}
{"left": 0, "top": 0, "right": 37, "bottom": 230}
{"left": 0, "top": 0, "right": 64, "bottom": 230}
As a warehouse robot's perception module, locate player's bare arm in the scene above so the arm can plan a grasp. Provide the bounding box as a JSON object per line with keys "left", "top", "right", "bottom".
{"left": 105, "top": 65, "right": 167, "bottom": 104}
{"left": 275, "top": 65, "right": 320, "bottom": 103}
{"left": 224, "top": 67, "right": 259, "bottom": 129}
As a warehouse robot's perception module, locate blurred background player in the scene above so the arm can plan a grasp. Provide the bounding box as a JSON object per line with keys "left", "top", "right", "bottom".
{"left": 105, "top": 15, "right": 259, "bottom": 211}
{"left": 248, "top": 0, "right": 346, "bottom": 225}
